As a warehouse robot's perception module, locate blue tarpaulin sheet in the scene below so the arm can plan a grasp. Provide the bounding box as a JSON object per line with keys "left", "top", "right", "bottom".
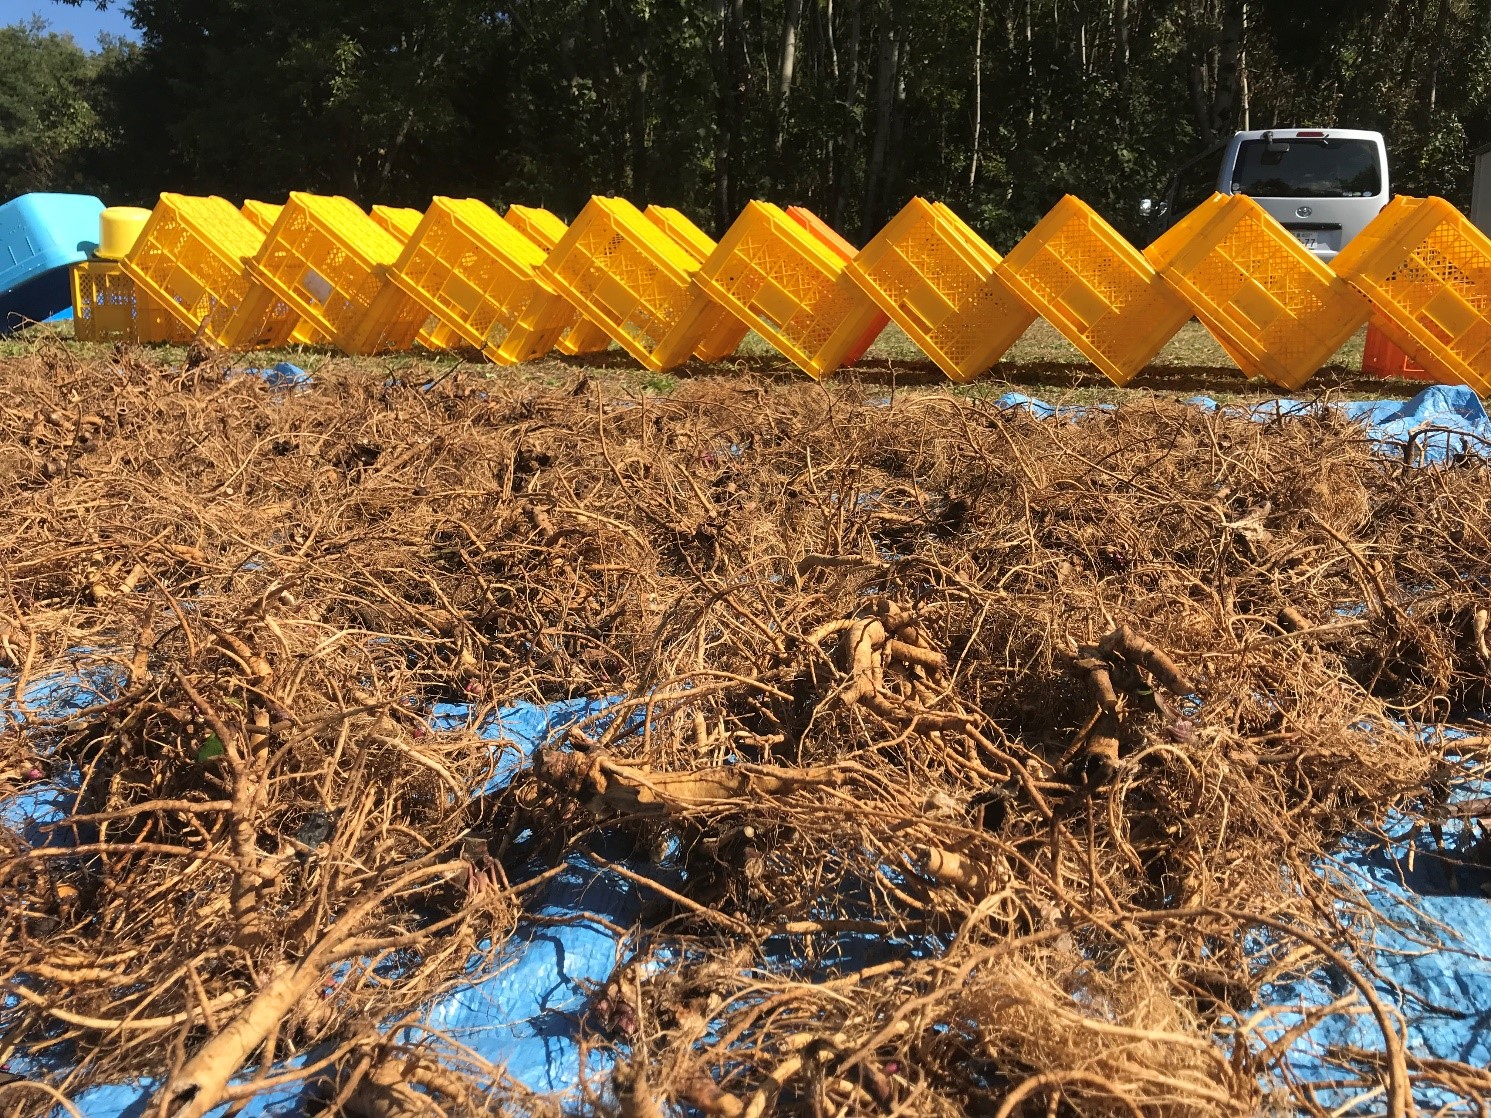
{"left": 4, "top": 385, "right": 1491, "bottom": 1114}
{"left": 994, "top": 383, "right": 1490, "bottom": 465}
{"left": 227, "top": 362, "right": 313, "bottom": 390}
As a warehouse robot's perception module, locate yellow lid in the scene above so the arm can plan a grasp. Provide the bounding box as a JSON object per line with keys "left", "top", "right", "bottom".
{"left": 96, "top": 206, "right": 154, "bottom": 260}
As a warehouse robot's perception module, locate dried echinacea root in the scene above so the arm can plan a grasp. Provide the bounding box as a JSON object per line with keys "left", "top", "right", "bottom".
{"left": 0, "top": 349, "right": 1484, "bottom": 1118}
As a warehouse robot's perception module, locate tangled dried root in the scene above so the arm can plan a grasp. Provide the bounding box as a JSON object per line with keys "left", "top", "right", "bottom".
{"left": 0, "top": 345, "right": 1487, "bottom": 1117}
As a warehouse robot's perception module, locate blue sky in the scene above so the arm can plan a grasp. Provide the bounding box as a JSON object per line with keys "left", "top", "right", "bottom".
{"left": 3, "top": 0, "right": 139, "bottom": 47}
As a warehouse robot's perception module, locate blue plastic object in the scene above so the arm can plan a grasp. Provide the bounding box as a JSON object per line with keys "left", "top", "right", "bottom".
{"left": 0, "top": 192, "right": 106, "bottom": 334}
{"left": 226, "top": 362, "right": 313, "bottom": 389}
{"left": 994, "top": 384, "right": 1491, "bottom": 465}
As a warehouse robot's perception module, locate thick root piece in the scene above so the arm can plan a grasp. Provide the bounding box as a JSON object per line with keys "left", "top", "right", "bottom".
{"left": 343, "top": 1052, "right": 474, "bottom": 1118}
{"left": 1074, "top": 656, "right": 1119, "bottom": 712}
{"left": 675, "top": 1071, "right": 746, "bottom": 1117}
{"left": 922, "top": 847, "right": 997, "bottom": 896}
{"left": 534, "top": 750, "right": 846, "bottom": 817}
{"left": 614, "top": 1062, "right": 668, "bottom": 1118}
{"left": 1098, "top": 624, "right": 1196, "bottom": 697}
{"left": 1078, "top": 711, "right": 1123, "bottom": 787}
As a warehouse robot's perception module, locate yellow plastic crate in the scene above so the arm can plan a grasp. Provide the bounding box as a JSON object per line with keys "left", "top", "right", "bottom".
{"left": 369, "top": 205, "right": 456, "bottom": 352}
{"left": 229, "top": 192, "right": 425, "bottom": 355}
{"left": 553, "top": 315, "right": 615, "bottom": 356}
{"left": 121, "top": 193, "right": 287, "bottom": 346}
{"left": 644, "top": 205, "right": 749, "bottom": 362}
{"left": 846, "top": 197, "right": 1034, "bottom": 382}
{"left": 1332, "top": 196, "right": 1491, "bottom": 394}
{"left": 71, "top": 260, "right": 193, "bottom": 344}
{"left": 386, "top": 196, "right": 563, "bottom": 365}
{"left": 238, "top": 201, "right": 327, "bottom": 348}
{"left": 370, "top": 205, "right": 424, "bottom": 241}
{"left": 1145, "top": 193, "right": 1371, "bottom": 390}
{"left": 690, "top": 201, "right": 884, "bottom": 378}
{"left": 504, "top": 204, "right": 568, "bottom": 252}
{"left": 997, "top": 195, "right": 1192, "bottom": 386}
{"left": 785, "top": 206, "right": 886, "bottom": 364}
{"left": 241, "top": 200, "right": 283, "bottom": 233}
{"left": 496, "top": 205, "right": 613, "bottom": 358}
{"left": 527, "top": 196, "right": 714, "bottom": 372}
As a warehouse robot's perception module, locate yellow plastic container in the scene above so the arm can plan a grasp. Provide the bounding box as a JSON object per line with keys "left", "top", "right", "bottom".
{"left": 236, "top": 201, "right": 328, "bottom": 347}
{"left": 370, "top": 205, "right": 424, "bottom": 241}
{"left": 997, "top": 196, "right": 1191, "bottom": 386}
{"left": 846, "top": 197, "right": 1034, "bottom": 382}
{"left": 526, "top": 196, "right": 714, "bottom": 373}
{"left": 71, "top": 259, "right": 193, "bottom": 344}
{"left": 690, "top": 200, "right": 885, "bottom": 379}
{"left": 785, "top": 206, "right": 886, "bottom": 364}
{"left": 120, "top": 193, "right": 287, "bottom": 346}
{"left": 1331, "top": 196, "right": 1491, "bottom": 394}
{"left": 643, "top": 205, "right": 749, "bottom": 362}
{"left": 368, "top": 205, "right": 457, "bottom": 351}
{"left": 71, "top": 261, "right": 134, "bottom": 341}
{"left": 496, "top": 204, "right": 613, "bottom": 357}
{"left": 1146, "top": 193, "right": 1371, "bottom": 390}
{"left": 96, "top": 207, "right": 153, "bottom": 261}
{"left": 240, "top": 200, "right": 284, "bottom": 234}
{"left": 504, "top": 204, "right": 569, "bottom": 252}
{"left": 229, "top": 192, "right": 425, "bottom": 354}
{"left": 385, "top": 196, "right": 562, "bottom": 364}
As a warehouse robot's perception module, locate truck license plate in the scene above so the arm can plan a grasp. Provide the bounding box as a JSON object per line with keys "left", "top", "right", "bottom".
{"left": 1293, "top": 231, "right": 1320, "bottom": 248}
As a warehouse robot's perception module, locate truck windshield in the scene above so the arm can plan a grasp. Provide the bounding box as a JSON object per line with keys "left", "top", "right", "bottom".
{"left": 1229, "top": 138, "right": 1381, "bottom": 199}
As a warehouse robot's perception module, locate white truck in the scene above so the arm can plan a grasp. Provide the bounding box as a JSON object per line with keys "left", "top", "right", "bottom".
{"left": 1140, "top": 128, "right": 1389, "bottom": 262}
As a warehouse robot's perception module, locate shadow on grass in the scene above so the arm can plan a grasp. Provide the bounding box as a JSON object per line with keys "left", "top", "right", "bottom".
{"left": 0, "top": 325, "right": 1435, "bottom": 404}
{"left": 545, "top": 349, "right": 1437, "bottom": 401}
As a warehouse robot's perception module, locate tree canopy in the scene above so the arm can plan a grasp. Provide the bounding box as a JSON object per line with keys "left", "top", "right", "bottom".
{"left": 11, "top": 0, "right": 1491, "bottom": 244}
{"left": 0, "top": 18, "right": 124, "bottom": 200}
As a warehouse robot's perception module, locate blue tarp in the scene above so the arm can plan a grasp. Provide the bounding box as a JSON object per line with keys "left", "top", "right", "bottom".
{"left": 3, "top": 694, "right": 627, "bottom": 1117}
{"left": 996, "top": 383, "right": 1491, "bottom": 465}
{"left": 4, "top": 385, "right": 1491, "bottom": 1113}
{"left": 227, "top": 362, "right": 313, "bottom": 389}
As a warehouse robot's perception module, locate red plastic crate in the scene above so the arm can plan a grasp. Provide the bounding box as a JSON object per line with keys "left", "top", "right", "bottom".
{"left": 1361, "top": 320, "right": 1441, "bottom": 382}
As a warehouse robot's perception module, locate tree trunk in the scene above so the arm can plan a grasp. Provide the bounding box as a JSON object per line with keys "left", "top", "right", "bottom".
{"left": 1206, "top": 0, "right": 1246, "bottom": 140}
{"left": 883, "top": 44, "right": 908, "bottom": 218}
{"left": 832, "top": 0, "right": 864, "bottom": 228}
{"left": 1189, "top": 59, "right": 1214, "bottom": 145}
{"left": 712, "top": 0, "right": 747, "bottom": 233}
{"left": 826, "top": 0, "right": 839, "bottom": 79}
{"left": 632, "top": 67, "right": 649, "bottom": 199}
{"left": 1426, "top": 0, "right": 1449, "bottom": 116}
{"left": 774, "top": 0, "right": 805, "bottom": 156}
{"left": 1025, "top": 0, "right": 1035, "bottom": 127}
{"left": 969, "top": 0, "right": 983, "bottom": 191}
{"left": 1239, "top": 49, "right": 1250, "bottom": 130}
{"left": 861, "top": 11, "right": 900, "bottom": 241}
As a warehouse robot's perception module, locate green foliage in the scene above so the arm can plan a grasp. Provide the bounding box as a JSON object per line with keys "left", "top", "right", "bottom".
{"left": 641, "top": 372, "right": 679, "bottom": 395}
{"left": 0, "top": 18, "right": 116, "bottom": 198}
{"left": 21, "top": 0, "right": 1491, "bottom": 246}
